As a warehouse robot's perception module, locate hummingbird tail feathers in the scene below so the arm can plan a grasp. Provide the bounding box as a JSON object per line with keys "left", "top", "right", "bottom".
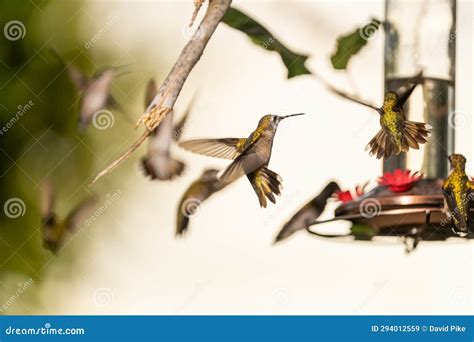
{"left": 403, "top": 121, "right": 430, "bottom": 149}
{"left": 141, "top": 157, "right": 185, "bottom": 180}
{"left": 249, "top": 167, "right": 283, "bottom": 208}
{"left": 366, "top": 129, "right": 395, "bottom": 159}
{"left": 366, "top": 121, "right": 430, "bottom": 159}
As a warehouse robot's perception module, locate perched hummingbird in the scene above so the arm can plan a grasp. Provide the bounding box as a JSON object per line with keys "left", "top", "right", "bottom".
{"left": 141, "top": 78, "right": 190, "bottom": 180}
{"left": 176, "top": 168, "right": 223, "bottom": 235}
{"left": 274, "top": 181, "right": 341, "bottom": 243}
{"left": 442, "top": 154, "right": 474, "bottom": 236}
{"left": 40, "top": 182, "right": 97, "bottom": 254}
{"left": 179, "top": 113, "right": 304, "bottom": 208}
{"left": 50, "top": 49, "right": 125, "bottom": 131}
{"left": 361, "top": 72, "right": 431, "bottom": 159}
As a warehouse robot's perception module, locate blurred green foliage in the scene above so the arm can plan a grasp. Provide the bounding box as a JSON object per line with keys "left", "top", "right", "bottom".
{"left": 222, "top": 7, "right": 311, "bottom": 79}
{"left": 330, "top": 18, "right": 381, "bottom": 70}
{"left": 0, "top": 0, "right": 98, "bottom": 285}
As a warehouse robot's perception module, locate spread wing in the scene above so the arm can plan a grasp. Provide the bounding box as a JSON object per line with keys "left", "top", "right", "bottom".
{"left": 396, "top": 70, "right": 423, "bottom": 108}
{"left": 442, "top": 185, "right": 468, "bottom": 230}
{"left": 49, "top": 48, "right": 89, "bottom": 90}
{"left": 39, "top": 181, "right": 55, "bottom": 223}
{"left": 144, "top": 78, "right": 157, "bottom": 108}
{"left": 179, "top": 138, "right": 246, "bottom": 160}
{"left": 173, "top": 95, "right": 196, "bottom": 141}
{"left": 64, "top": 198, "right": 97, "bottom": 232}
{"left": 219, "top": 144, "right": 267, "bottom": 185}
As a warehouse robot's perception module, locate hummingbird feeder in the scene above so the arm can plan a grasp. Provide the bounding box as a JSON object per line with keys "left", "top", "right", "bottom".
{"left": 305, "top": 0, "right": 473, "bottom": 252}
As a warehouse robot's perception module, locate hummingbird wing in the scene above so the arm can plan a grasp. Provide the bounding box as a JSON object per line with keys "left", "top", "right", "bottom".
{"left": 219, "top": 144, "right": 268, "bottom": 185}
{"left": 396, "top": 71, "right": 423, "bottom": 108}
{"left": 49, "top": 48, "right": 89, "bottom": 90}
{"left": 328, "top": 86, "right": 379, "bottom": 110}
{"left": 179, "top": 138, "right": 247, "bottom": 160}
{"left": 442, "top": 185, "right": 469, "bottom": 234}
{"left": 176, "top": 169, "right": 221, "bottom": 236}
{"left": 274, "top": 181, "right": 341, "bottom": 242}
{"left": 39, "top": 181, "right": 56, "bottom": 225}
{"left": 64, "top": 197, "right": 98, "bottom": 233}
{"left": 144, "top": 78, "right": 158, "bottom": 108}
{"left": 173, "top": 97, "right": 195, "bottom": 141}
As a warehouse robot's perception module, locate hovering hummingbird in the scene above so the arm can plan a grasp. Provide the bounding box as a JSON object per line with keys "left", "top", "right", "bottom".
{"left": 355, "top": 71, "right": 431, "bottom": 159}
{"left": 442, "top": 154, "right": 474, "bottom": 236}
{"left": 176, "top": 168, "right": 223, "bottom": 235}
{"left": 274, "top": 181, "right": 341, "bottom": 243}
{"left": 179, "top": 113, "right": 304, "bottom": 208}
{"left": 40, "top": 182, "right": 97, "bottom": 254}
{"left": 50, "top": 49, "right": 126, "bottom": 131}
{"left": 141, "top": 78, "right": 191, "bottom": 180}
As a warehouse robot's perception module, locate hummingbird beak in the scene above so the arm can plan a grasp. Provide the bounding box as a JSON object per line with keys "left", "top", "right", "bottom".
{"left": 280, "top": 113, "right": 305, "bottom": 120}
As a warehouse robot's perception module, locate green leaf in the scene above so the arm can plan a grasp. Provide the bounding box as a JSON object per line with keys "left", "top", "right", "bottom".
{"left": 330, "top": 18, "right": 381, "bottom": 70}
{"left": 222, "top": 7, "right": 311, "bottom": 79}
{"left": 351, "top": 223, "right": 376, "bottom": 241}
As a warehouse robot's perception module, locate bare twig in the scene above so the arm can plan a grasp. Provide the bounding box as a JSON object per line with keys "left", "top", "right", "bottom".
{"left": 190, "top": 0, "right": 206, "bottom": 26}
{"left": 90, "top": 0, "right": 232, "bottom": 185}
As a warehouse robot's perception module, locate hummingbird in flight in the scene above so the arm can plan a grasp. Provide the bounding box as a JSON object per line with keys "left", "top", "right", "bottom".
{"left": 179, "top": 113, "right": 304, "bottom": 208}
{"left": 176, "top": 168, "right": 224, "bottom": 235}
{"left": 442, "top": 154, "right": 474, "bottom": 237}
{"left": 274, "top": 181, "right": 341, "bottom": 243}
{"left": 39, "top": 182, "right": 97, "bottom": 254}
{"left": 348, "top": 71, "right": 430, "bottom": 159}
{"left": 141, "top": 78, "right": 191, "bottom": 180}
{"left": 50, "top": 49, "right": 126, "bottom": 131}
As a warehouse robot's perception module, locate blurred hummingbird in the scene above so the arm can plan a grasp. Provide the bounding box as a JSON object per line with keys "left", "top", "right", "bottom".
{"left": 179, "top": 113, "right": 304, "bottom": 208}
{"left": 40, "top": 182, "right": 97, "bottom": 254}
{"left": 141, "top": 78, "right": 191, "bottom": 180}
{"left": 176, "top": 168, "right": 223, "bottom": 235}
{"left": 442, "top": 154, "right": 474, "bottom": 236}
{"left": 50, "top": 49, "right": 126, "bottom": 131}
{"left": 355, "top": 71, "right": 431, "bottom": 159}
{"left": 274, "top": 181, "right": 341, "bottom": 243}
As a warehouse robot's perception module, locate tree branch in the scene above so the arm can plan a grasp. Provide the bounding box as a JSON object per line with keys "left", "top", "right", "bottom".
{"left": 90, "top": 0, "right": 232, "bottom": 185}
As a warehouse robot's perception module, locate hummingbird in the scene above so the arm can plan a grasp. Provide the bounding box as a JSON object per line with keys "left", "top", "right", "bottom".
{"left": 442, "top": 154, "right": 474, "bottom": 236}
{"left": 357, "top": 71, "right": 431, "bottom": 159}
{"left": 176, "top": 168, "right": 224, "bottom": 235}
{"left": 274, "top": 181, "right": 341, "bottom": 243}
{"left": 141, "top": 78, "right": 191, "bottom": 180}
{"left": 179, "top": 113, "right": 304, "bottom": 208}
{"left": 40, "top": 182, "right": 97, "bottom": 254}
{"left": 50, "top": 49, "right": 126, "bottom": 131}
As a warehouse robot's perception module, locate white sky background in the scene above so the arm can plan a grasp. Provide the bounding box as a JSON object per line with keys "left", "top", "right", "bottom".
{"left": 27, "top": 0, "right": 473, "bottom": 314}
